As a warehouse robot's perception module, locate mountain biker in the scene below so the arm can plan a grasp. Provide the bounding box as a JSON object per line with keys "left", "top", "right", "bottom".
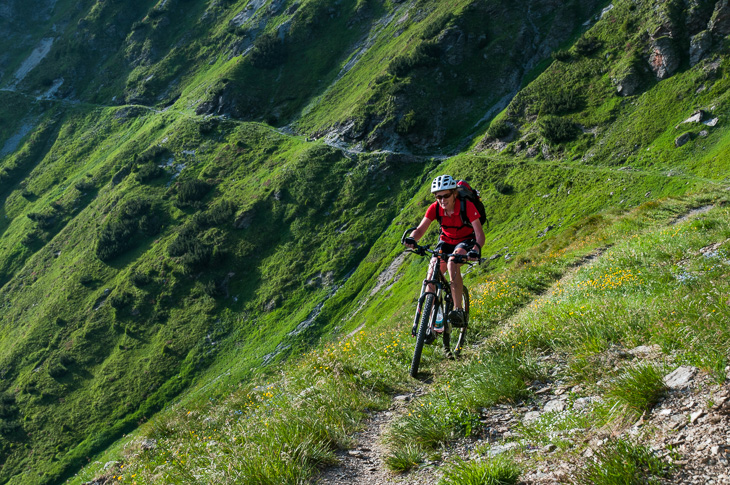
{"left": 403, "top": 174, "right": 485, "bottom": 328}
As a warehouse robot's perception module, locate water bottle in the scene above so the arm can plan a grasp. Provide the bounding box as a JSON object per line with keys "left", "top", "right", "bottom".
{"left": 435, "top": 306, "right": 444, "bottom": 331}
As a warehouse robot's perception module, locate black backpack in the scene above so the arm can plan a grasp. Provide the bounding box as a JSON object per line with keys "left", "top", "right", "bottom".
{"left": 435, "top": 180, "right": 488, "bottom": 230}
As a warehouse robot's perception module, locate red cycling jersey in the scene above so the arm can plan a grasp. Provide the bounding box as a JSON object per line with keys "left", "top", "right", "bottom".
{"left": 425, "top": 200, "right": 480, "bottom": 245}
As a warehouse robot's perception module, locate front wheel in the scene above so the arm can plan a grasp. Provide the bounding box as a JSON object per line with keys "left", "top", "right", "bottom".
{"left": 410, "top": 293, "right": 435, "bottom": 377}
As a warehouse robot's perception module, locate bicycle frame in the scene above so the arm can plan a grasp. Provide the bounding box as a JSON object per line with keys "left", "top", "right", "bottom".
{"left": 402, "top": 227, "right": 474, "bottom": 377}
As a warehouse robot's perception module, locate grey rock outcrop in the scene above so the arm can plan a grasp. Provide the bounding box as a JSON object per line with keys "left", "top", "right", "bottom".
{"left": 663, "top": 365, "right": 699, "bottom": 388}
{"left": 675, "top": 132, "right": 692, "bottom": 147}
{"left": 709, "top": 0, "right": 730, "bottom": 36}
{"left": 690, "top": 30, "right": 713, "bottom": 66}
{"left": 195, "top": 84, "right": 242, "bottom": 118}
{"left": 614, "top": 66, "right": 641, "bottom": 96}
{"left": 649, "top": 37, "right": 680, "bottom": 79}
{"left": 437, "top": 27, "right": 466, "bottom": 66}
{"left": 686, "top": 0, "right": 717, "bottom": 35}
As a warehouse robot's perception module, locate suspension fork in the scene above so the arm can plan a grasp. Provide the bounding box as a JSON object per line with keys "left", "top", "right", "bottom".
{"left": 414, "top": 255, "right": 443, "bottom": 324}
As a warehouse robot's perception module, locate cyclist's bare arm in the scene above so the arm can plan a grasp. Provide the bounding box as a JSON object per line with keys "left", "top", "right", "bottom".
{"left": 471, "top": 218, "right": 486, "bottom": 249}
{"left": 405, "top": 217, "right": 433, "bottom": 248}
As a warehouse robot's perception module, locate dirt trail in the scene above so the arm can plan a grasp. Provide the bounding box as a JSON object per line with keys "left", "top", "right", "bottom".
{"left": 311, "top": 246, "right": 609, "bottom": 485}
{"left": 314, "top": 395, "right": 441, "bottom": 485}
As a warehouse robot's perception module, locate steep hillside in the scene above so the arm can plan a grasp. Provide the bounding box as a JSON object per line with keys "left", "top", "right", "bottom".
{"left": 0, "top": 1, "right": 610, "bottom": 482}
{"left": 4, "top": 0, "right": 730, "bottom": 484}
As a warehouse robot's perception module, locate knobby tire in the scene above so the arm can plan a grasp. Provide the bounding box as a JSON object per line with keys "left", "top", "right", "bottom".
{"left": 410, "top": 293, "right": 434, "bottom": 377}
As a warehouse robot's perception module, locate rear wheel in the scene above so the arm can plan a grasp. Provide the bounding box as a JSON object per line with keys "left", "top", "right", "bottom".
{"left": 410, "top": 294, "right": 435, "bottom": 377}
{"left": 453, "top": 286, "right": 469, "bottom": 356}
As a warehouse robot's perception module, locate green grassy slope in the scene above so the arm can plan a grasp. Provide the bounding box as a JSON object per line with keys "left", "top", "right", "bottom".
{"left": 62, "top": 0, "right": 730, "bottom": 482}
{"left": 0, "top": 102, "right": 435, "bottom": 483}
{"left": 2, "top": 0, "right": 730, "bottom": 483}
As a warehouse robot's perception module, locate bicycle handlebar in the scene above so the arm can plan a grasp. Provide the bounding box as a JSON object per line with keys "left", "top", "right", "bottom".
{"left": 401, "top": 227, "right": 482, "bottom": 265}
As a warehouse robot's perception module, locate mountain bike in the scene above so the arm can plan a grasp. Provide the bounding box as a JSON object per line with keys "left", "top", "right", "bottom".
{"left": 401, "top": 227, "right": 478, "bottom": 377}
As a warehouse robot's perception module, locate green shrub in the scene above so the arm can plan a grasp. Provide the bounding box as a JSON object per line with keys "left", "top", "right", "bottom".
{"left": 551, "top": 49, "right": 572, "bottom": 62}
{"left": 487, "top": 120, "right": 512, "bottom": 139}
{"left": 77, "top": 275, "right": 93, "bottom": 289}
{"left": 135, "top": 162, "right": 164, "bottom": 183}
{"left": 167, "top": 223, "right": 226, "bottom": 273}
{"left": 130, "top": 271, "right": 152, "bottom": 288}
{"left": 540, "top": 90, "right": 583, "bottom": 115}
{"left": 74, "top": 179, "right": 96, "bottom": 192}
{"left": 136, "top": 145, "right": 169, "bottom": 164}
{"left": 26, "top": 211, "right": 56, "bottom": 229}
{"left": 574, "top": 36, "right": 602, "bottom": 56}
{"left": 109, "top": 291, "right": 134, "bottom": 310}
{"left": 96, "top": 198, "right": 161, "bottom": 261}
{"left": 539, "top": 116, "right": 579, "bottom": 144}
{"left": 192, "top": 201, "right": 236, "bottom": 228}
{"left": 176, "top": 179, "right": 212, "bottom": 206}
{"left": 387, "top": 40, "right": 441, "bottom": 76}
{"left": 388, "top": 55, "right": 413, "bottom": 77}
{"left": 250, "top": 32, "right": 287, "bottom": 69}
{"left": 494, "top": 180, "right": 514, "bottom": 195}
{"left": 396, "top": 110, "right": 418, "bottom": 134}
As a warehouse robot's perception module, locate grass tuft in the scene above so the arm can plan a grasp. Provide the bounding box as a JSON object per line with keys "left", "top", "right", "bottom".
{"left": 578, "top": 438, "right": 672, "bottom": 485}
{"left": 438, "top": 455, "right": 521, "bottom": 485}
{"left": 607, "top": 363, "right": 667, "bottom": 419}
{"left": 383, "top": 443, "right": 424, "bottom": 473}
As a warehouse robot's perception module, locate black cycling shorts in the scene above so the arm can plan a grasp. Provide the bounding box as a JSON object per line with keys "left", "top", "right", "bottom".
{"left": 435, "top": 239, "right": 477, "bottom": 256}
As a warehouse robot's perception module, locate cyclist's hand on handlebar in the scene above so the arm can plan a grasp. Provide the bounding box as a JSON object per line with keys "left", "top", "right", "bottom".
{"left": 403, "top": 237, "right": 417, "bottom": 249}
{"left": 467, "top": 249, "right": 481, "bottom": 261}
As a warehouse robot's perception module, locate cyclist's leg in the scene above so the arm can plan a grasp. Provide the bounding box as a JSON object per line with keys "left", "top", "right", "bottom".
{"left": 447, "top": 250, "right": 467, "bottom": 310}
{"left": 447, "top": 239, "right": 476, "bottom": 309}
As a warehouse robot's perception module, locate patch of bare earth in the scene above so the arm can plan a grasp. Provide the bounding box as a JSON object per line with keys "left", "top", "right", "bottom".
{"left": 313, "top": 391, "right": 441, "bottom": 485}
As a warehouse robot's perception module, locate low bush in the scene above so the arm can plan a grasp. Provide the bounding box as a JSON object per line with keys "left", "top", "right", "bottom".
{"left": 487, "top": 120, "right": 512, "bottom": 139}
{"left": 540, "top": 90, "right": 582, "bottom": 115}
{"left": 494, "top": 180, "right": 514, "bottom": 195}
{"left": 109, "top": 291, "right": 134, "bottom": 310}
{"left": 130, "top": 271, "right": 152, "bottom": 288}
{"left": 96, "top": 198, "right": 161, "bottom": 261}
{"left": 250, "top": 32, "right": 287, "bottom": 69}
{"left": 573, "top": 35, "right": 602, "bottom": 56}
{"left": 135, "top": 162, "right": 164, "bottom": 183}
{"left": 26, "top": 211, "right": 56, "bottom": 229}
{"left": 175, "top": 179, "right": 212, "bottom": 207}
{"left": 387, "top": 40, "right": 441, "bottom": 77}
{"left": 539, "top": 116, "right": 579, "bottom": 144}
{"left": 551, "top": 49, "right": 572, "bottom": 62}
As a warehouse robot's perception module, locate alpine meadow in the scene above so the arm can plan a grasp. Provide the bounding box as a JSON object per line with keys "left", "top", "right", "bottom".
{"left": 1, "top": 0, "right": 730, "bottom": 483}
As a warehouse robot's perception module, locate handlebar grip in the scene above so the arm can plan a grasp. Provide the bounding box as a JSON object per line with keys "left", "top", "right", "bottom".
{"left": 401, "top": 226, "right": 418, "bottom": 244}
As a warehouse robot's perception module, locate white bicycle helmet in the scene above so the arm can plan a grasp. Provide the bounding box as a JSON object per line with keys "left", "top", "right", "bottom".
{"left": 431, "top": 174, "right": 458, "bottom": 193}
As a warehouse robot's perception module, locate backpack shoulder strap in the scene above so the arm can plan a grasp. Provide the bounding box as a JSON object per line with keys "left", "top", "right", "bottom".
{"left": 459, "top": 198, "right": 472, "bottom": 228}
